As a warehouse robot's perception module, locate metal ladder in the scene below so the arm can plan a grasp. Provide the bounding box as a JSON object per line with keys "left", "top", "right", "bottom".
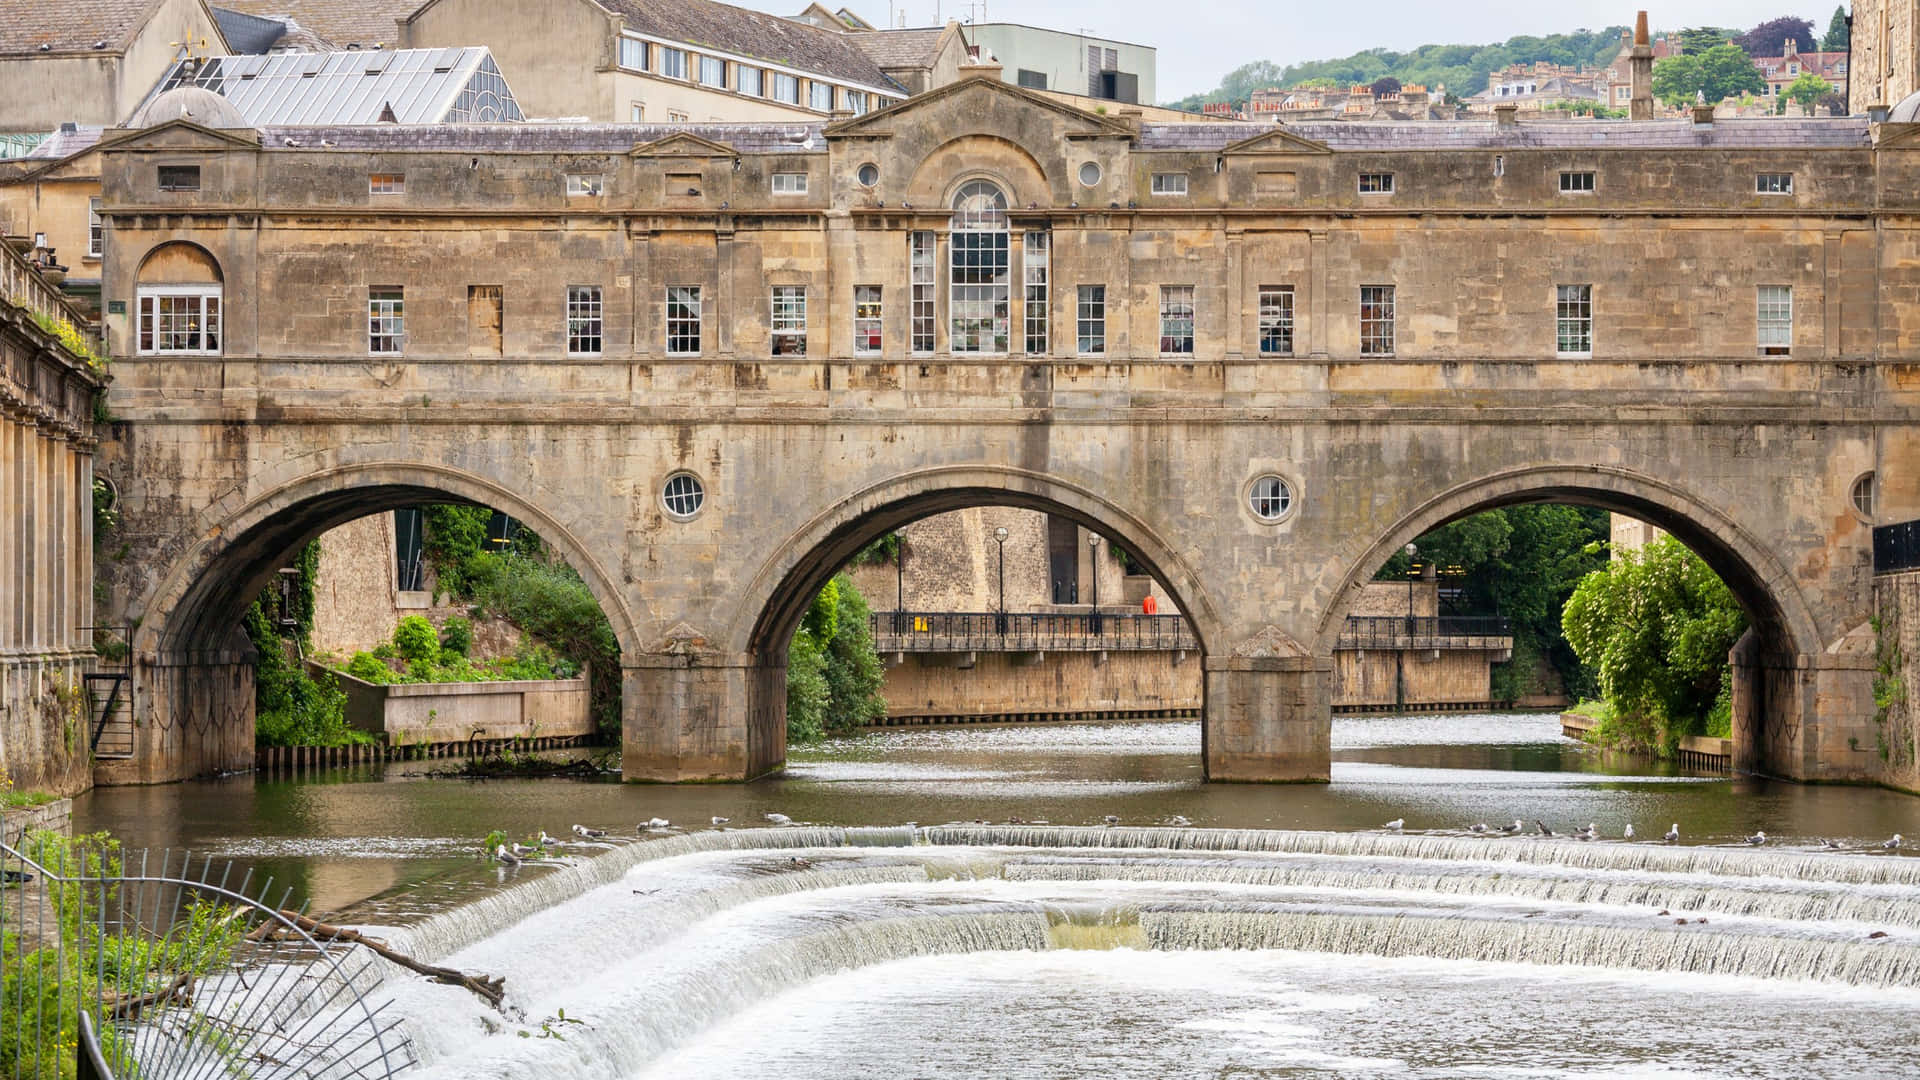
{"left": 83, "top": 625, "right": 133, "bottom": 760}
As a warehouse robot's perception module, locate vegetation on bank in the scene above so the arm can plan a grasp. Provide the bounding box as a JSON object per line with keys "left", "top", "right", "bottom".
{"left": 334, "top": 615, "right": 576, "bottom": 686}
{"left": 245, "top": 541, "right": 372, "bottom": 748}
{"left": 786, "top": 573, "right": 888, "bottom": 742}
{"left": 1562, "top": 537, "right": 1745, "bottom": 753}
{"left": 1, "top": 776, "right": 60, "bottom": 809}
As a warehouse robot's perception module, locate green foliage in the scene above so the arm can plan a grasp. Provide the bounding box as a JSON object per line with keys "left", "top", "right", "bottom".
{"left": 1653, "top": 42, "right": 1765, "bottom": 107}
{"left": 455, "top": 552, "right": 619, "bottom": 729}
{"left": 1652, "top": 54, "right": 1707, "bottom": 106}
{"left": 1677, "top": 26, "right": 1738, "bottom": 55}
{"left": 392, "top": 615, "right": 440, "bottom": 663}
{"left": 422, "top": 505, "right": 493, "bottom": 592}
{"left": 786, "top": 573, "right": 888, "bottom": 741}
{"left": 247, "top": 567, "right": 371, "bottom": 748}
{"left": 848, "top": 531, "right": 902, "bottom": 567}
{"left": 1562, "top": 537, "right": 1747, "bottom": 753}
{"left": 439, "top": 615, "right": 473, "bottom": 658}
{"left": 91, "top": 477, "right": 118, "bottom": 543}
{"left": 1823, "top": 6, "right": 1850, "bottom": 51}
{"left": 23, "top": 307, "right": 107, "bottom": 374}
{"left": 1733, "top": 16, "right": 1815, "bottom": 57}
{"left": 1161, "top": 26, "right": 1627, "bottom": 112}
{"left": 1785, "top": 72, "right": 1836, "bottom": 111}
{"left": 344, "top": 651, "right": 398, "bottom": 684}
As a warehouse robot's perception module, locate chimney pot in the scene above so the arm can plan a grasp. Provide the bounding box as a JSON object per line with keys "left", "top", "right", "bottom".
{"left": 1494, "top": 103, "right": 1518, "bottom": 127}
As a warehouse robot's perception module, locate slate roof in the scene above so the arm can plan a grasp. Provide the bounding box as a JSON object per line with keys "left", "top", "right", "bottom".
{"left": 213, "top": 0, "right": 411, "bottom": 49}
{"left": 1137, "top": 117, "right": 1874, "bottom": 151}
{"left": 257, "top": 122, "right": 826, "bottom": 153}
{"left": 603, "top": 0, "right": 904, "bottom": 92}
{"left": 0, "top": 0, "right": 158, "bottom": 55}
{"left": 211, "top": 6, "right": 290, "bottom": 53}
{"left": 850, "top": 27, "right": 944, "bottom": 70}
{"left": 22, "top": 124, "right": 105, "bottom": 160}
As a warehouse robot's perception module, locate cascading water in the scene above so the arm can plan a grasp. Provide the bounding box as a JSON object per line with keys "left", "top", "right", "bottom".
{"left": 339, "top": 825, "right": 1920, "bottom": 1079}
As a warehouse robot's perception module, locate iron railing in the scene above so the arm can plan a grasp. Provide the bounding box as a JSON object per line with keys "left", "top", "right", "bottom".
{"left": 1337, "top": 615, "right": 1513, "bottom": 649}
{"left": 871, "top": 611, "right": 1198, "bottom": 652}
{"left": 1874, "top": 519, "right": 1920, "bottom": 575}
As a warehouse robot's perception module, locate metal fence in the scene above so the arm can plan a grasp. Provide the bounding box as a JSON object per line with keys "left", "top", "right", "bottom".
{"left": 1, "top": 836, "right": 415, "bottom": 1080}
{"left": 871, "top": 611, "right": 1198, "bottom": 652}
{"left": 1337, "top": 615, "right": 1512, "bottom": 649}
{"left": 1875, "top": 519, "right": 1920, "bottom": 575}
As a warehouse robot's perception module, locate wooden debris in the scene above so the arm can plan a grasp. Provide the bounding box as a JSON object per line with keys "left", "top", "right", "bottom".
{"left": 251, "top": 909, "right": 506, "bottom": 1008}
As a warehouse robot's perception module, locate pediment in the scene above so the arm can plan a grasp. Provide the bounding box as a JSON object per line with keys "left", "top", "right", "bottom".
{"left": 824, "top": 76, "right": 1135, "bottom": 141}
{"left": 1221, "top": 126, "right": 1333, "bottom": 156}
{"left": 96, "top": 119, "right": 261, "bottom": 153}
{"left": 628, "top": 132, "right": 740, "bottom": 159}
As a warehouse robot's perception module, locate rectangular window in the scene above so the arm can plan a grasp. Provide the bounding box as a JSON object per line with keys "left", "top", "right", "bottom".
{"left": 1359, "top": 285, "right": 1395, "bottom": 356}
{"left": 699, "top": 55, "right": 725, "bottom": 87}
{"left": 1258, "top": 286, "right": 1294, "bottom": 356}
{"left": 468, "top": 285, "right": 503, "bottom": 356}
{"left": 1757, "top": 172, "right": 1793, "bottom": 194}
{"left": 1151, "top": 173, "right": 1188, "bottom": 196}
{"left": 950, "top": 229, "right": 1009, "bottom": 354}
{"left": 772, "top": 72, "right": 800, "bottom": 104}
{"left": 368, "top": 287, "right": 403, "bottom": 354}
{"left": 136, "top": 286, "right": 221, "bottom": 354}
{"left": 738, "top": 66, "right": 763, "bottom": 97}
{"left": 1358, "top": 172, "right": 1394, "bottom": 194}
{"left": 618, "top": 37, "right": 646, "bottom": 71}
{"left": 771, "top": 172, "right": 808, "bottom": 195}
{"left": 1559, "top": 171, "right": 1595, "bottom": 193}
{"left": 157, "top": 165, "right": 200, "bottom": 191}
{"left": 631, "top": 102, "right": 645, "bottom": 121}
{"left": 88, "top": 197, "right": 101, "bottom": 257}
{"left": 1016, "top": 68, "right": 1047, "bottom": 89}
{"left": 854, "top": 284, "right": 882, "bottom": 355}
{"left": 369, "top": 173, "right": 405, "bottom": 194}
{"left": 910, "top": 231, "right": 936, "bottom": 354}
{"left": 1076, "top": 285, "right": 1106, "bottom": 355}
{"left": 770, "top": 285, "right": 807, "bottom": 356}
{"left": 809, "top": 82, "right": 834, "bottom": 111}
{"left": 665, "top": 286, "right": 701, "bottom": 355}
{"left": 1555, "top": 284, "right": 1593, "bottom": 356}
{"left": 667, "top": 110, "right": 689, "bottom": 123}
{"left": 658, "top": 47, "right": 686, "bottom": 79}
{"left": 567, "top": 285, "right": 602, "bottom": 356}
{"left": 1023, "top": 232, "right": 1049, "bottom": 354}
{"left": 566, "top": 173, "right": 605, "bottom": 196}
{"left": 847, "top": 90, "right": 869, "bottom": 114}
{"left": 1757, "top": 285, "right": 1793, "bottom": 355}
{"left": 1158, "top": 285, "right": 1195, "bottom": 355}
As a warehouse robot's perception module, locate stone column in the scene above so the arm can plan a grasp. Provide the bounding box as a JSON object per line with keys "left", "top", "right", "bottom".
{"left": 1202, "top": 654, "right": 1333, "bottom": 782}
{"left": 621, "top": 651, "right": 785, "bottom": 781}
{"left": 96, "top": 646, "right": 256, "bottom": 786}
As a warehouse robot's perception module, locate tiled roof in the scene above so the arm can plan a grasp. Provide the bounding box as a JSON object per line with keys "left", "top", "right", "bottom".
{"left": 212, "top": 6, "right": 290, "bottom": 53}
{"left": 0, "top": 0, "right": 156, "bottom": 56}
{"left": 213, "top": 0, "right": 411, "bottom": 49}
{"left": 22, "top": 124, "right": 104, "bottom": 160}
{"left": 258, "top": 122, "right": 827, "bottom": 153}
{"left": 850, "top": 27, "right": 943, "bottom": 69}
{"left": 1137, "top": 117, "right": 1874, "bottom": 151}
{"left": 604, "top": 0, "right": 903, "bottom": 92}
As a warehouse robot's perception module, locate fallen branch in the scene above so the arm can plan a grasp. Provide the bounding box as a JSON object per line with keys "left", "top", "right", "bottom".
{"left": 104, "top": 972, "right": 194, "bottom": 1019}
{"left": 253, "top": 910, "right": 506, "bottom": 1008}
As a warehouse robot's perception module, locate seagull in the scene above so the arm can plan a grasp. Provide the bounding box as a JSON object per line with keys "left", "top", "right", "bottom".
{"left": 283, "top": 136, "right": 302, "bottom": 147}
{"left": 648, "top": 817, "right": 670, "bottom": 829}
{"left": 1499, "top": 819, "right": 1524, "bottom": 835}
{"left": 1624, "top": 824, "right": 1635, "bottom": 840}
{"left": 1536, "top": 820, "right": 1554, "bottom": 837}
{"left": 764, "top": 812, "right": 792, "bottom": 825}
{"left": 1823, "top": 838, "right": 1845, "bottom": 850}
{"left": 1664, "top": 823, "right": 1680, "bottom": 844}
{"left": 572, "top": 824, "right": 606, "bottom": 838}
{"left": 1469, "top": 823, "right": 1489, "bottom": 834}
{"left": 1573, "top": 823, "right": 1597, "bottom": 841}
{"left": 1745, "top": 831, "right": 1768, "bottom": 846}
{"left": 711, "top": 816, "right": 730, "bottom": 825}
{"left": 787, "top": 856, "right": 812, "bottom": 869}
{"left": 1384, "top": 818, "right": 1404, "bottom": 832}
{"left": 494, "top": 844, "right": 520, "bottom": 865}
{"left": 1885, "top": 834, "right": 1904, "bottom": 852}
{"left": 1103, "top": 814, "right": 1121, "bottom": 825}
{"left": 1166, "top": 815, "right": 1191, "bottom": 827}
{"left": 510, "top": 842, "right": 536, "bottom": 857}
{"left": 538, "top": 831, "right": 560, "bottom": 846}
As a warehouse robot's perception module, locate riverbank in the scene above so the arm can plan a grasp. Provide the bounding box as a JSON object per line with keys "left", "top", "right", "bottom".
{"left": 1559, "top": 711, "right": 1733, "bottom": 772}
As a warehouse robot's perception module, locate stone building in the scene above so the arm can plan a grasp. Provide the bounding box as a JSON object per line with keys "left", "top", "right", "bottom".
{"left": 0, "top": 0, "right": 230, "bottom": 137}
{"left": 1849, "top": 0, "right": 1920, "bottom": 114}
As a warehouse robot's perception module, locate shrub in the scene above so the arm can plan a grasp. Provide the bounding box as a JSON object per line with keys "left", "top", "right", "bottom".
{"left": 439, "top": 615, "right": 473, "bottom": 658}
{"left": 344, "top": 651, "right": 398, "bottom": 684}
{"left": 785, "top": 573, "right": 888, "bottom": 740}
{"left": 785, "top": 629, "right": 830, "bottom": 743}
{"left": 392, "top": 615, "right": 440, "bottom": 664}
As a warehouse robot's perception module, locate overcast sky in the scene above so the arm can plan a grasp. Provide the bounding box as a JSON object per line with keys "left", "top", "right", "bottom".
{"left": 753, "top": 0, "right": 1845, "bottom": 101}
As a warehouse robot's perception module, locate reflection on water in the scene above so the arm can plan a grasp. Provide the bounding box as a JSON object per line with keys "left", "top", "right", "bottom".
{"left": 71, "top": 713, "right": 1917, "bottom": 915}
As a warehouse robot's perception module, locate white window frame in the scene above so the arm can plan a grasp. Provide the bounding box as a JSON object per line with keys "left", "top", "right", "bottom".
{"left": 630, "top": 102, "right": 644, "bottom": 121}
{"left": 738, "top": 66, "right": 763, "bottom": 97}
{"left": 1257, "top": 285, "right": 1294, "bottom": 356}
{"left": 1150, "top": 172, "right": 1188, "bottom": 196}
{"left": 809, "top": 82, "right": 834, "bottom": 111}
{"left": 1757, "top": 172, "right": 1794, "bottom": 194}
{"left": 1559, "top": 171, "right": 1595, "bottom": 193}
{"left": 566, "top": 173, "right": 605, "bottom": 196}
{"left": 1358, "top": 172, "right": 1395, "bottom": 194}
{"left": 949, "top": 180, "right": 1010, "bottom": 355}
{"left": 618, "top": 37, "right": 646, "bottom": 72}
{"left": 1158, "top": 285, "right": 1195, "bottom": 355}
{"left": 699, "top": 55, "right": 726, "bottom": 87}
{"left": 771, "top": 172, "right": 808, "bottom": 195}
{"left": 369, "top": 173, "right": 404, "bottom": 195}
{"left": 847, "top": 90, "right": 869, "bottom": 115}
{"left": 657, "top": 46, "right": 686, "bottom": 79}
{"left": 1555, "top": 284, "right": 1593, "bottom": 357}
{"left": 854, "top": 284, "right": 882, "bottom": 355}
{"left": 1023, "top": 232, "right": 1049, "bottom": 354}
{"left": 910, "top": 231, "right": 936, "bottom": 354}
{"left": 1359, "top": 284, "right": 1395, "bottom": 356}
{"left": 1757, "top": 285, "right": 1793, "bottom": 355}
{"left": 666, "top": 286, "right": 701, "bottom": 355}
{"left": 771, "top": 72, "right": 800, "bottom": 104}
{"left": 136, "top": 284, "right": 222, "bottom": 355}
{"left": 567, "top": 285, "right": 602, "bottom": 356}
{"left": 770, "top": 285, "right": 807, "bottom": 356}
{"left": 368, "top": 287, "right": 403, "bottom": 354}
{"left": 1076, "top": 284, "right": 1106, "bottom": 355}
{"left": 87, "top": 197, "right": 101, "bottom": 258}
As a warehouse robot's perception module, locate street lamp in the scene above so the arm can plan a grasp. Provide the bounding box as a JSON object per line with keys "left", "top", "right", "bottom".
{"left": 993, "top": 526, "right": 1009, "bottom": 635}
{"left": 1404, "top": 542, "right": 1418, "bottom": 637}
{"left": 893, "top": 525, "right": 908, "bottom": 634}
{"left": 1088, "top": 532, "right": 1104, "bottom": 634}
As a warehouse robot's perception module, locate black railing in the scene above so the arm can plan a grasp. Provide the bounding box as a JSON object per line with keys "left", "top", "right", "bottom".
{"left": 1338, "top": 615, "right": 1512, "bottom": 649}
{"left": 1875, "top": 519, "right": 1920, "bottom": 575}
{"left": 872, "top": 611, "right": 1198, "bottom": 652}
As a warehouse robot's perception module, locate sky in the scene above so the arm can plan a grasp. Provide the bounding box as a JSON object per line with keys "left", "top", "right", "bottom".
{"left": 748, "top": 0, "right": 1846, "bottom": 100}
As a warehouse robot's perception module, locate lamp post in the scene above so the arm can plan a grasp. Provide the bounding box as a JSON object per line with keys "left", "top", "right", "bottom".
{"left": 1400, "top": 541, "right": 1417, "bottom": 712}
{"left": 993, "top": 526, "right": 1009, "bottom": 635}
{"left": 894, "top": 525, "right": 907, "bottom": 635}
{"left": 1088, "top": 532, "right": 1104, "bottom": 635}
{"left": 1404, "top": 542, "right": 1418, "bottom": 637}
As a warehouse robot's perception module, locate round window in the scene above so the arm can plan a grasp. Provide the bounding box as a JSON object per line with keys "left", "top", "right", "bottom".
{"left": 1077, "top": 161, "right": 1101, "bottom": 187}
{"left": 662, "top": 472, "right": 706, "bottom": 519}
{"left": 1248, "top": 475, "right": 1294, "bottom": 522}
{"left": 856, "top": 162, "right": 880, "bottom": 187}
{"left": 1851, "top": 471, "right": 1875, "bottom": 520}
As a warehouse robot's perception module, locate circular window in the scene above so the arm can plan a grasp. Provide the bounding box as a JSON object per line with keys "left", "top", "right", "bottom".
{"left": 1077, "top": 161, "right": 1101, "bottom": 187}
{"left": 856, "top": 162, "right": 880, "bottom": 187}
{"left": 1851, "top": 471, "right": 1876, "bottom": 520}
{"left": 662, "top": 472, "right": 706, "bottom": 520}
{"left": 1248, "top": 474, "right": 1294, "bottom": 522}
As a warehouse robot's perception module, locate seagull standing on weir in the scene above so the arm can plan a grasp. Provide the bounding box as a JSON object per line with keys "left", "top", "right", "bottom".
{"left": 1745, "top": 831, "right": 1768, "bottom": 846}
{"left": 1623, "top": 824, "right": 1634, "bottom": 840}
{"left": 538, "top": 831, "right": 560, "bottom": 846}
{"left": 1573, "top": 823, "right": 1597, "bottom": 841}
{"left": 711, "top": 816, "right": 730, "bottom": 825}
{"left": 494, "top": 844, "right": 521, "bottom": 866}
{"left": 1886, "top": 834, "right": 1904, "bottom": 852}
{"left": 1384, "top": 818, "right": 1404, "bottom": 832}
{"left": 765, "top": 812, "right": 792, "bottom": 825}
{"left": 1536, "top": 820, "right": 1554, "bottom": 837}
{"left": 1499, "top": 820, "right": 1524, "bottom": 835}
{"left": 572, "top": 824, "right": 606, "bottom": 839}
{"left": 1469, "top": 823, "right": 1489, "bottom": 834}
{"left": 1663, "top": 823, "right": 1680, "bottom": 843}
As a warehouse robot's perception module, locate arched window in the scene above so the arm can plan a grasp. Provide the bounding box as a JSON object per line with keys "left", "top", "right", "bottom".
{"left": 135, "top": 242, "right": 222, "bottom": 355}
{"left": 949, "top": 179, "right": 1009, "bottom": 353}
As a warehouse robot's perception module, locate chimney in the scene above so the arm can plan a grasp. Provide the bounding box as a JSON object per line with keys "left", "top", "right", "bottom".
{"left": 1494, "top": 103, "right": 1518, "bottom": 127}
{"left": 1115, "top": 107, "right": 1143, "bottom": 136}
{"left": 1629, "top": 11, "right": 1655, "bottom": 121}
{"left": 1691, "top": 102, "right": 1715, "bottom": 125}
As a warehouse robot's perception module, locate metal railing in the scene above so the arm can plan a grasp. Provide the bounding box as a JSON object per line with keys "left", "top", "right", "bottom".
{"left": 1875, "top": 519, "right": 1920, "bottom": 575}
{"left": 1337, "top": 615, "right": 1512, "bottom": 649}
{"left": 871, "top": 611, "right": 1198, "bottom": 652}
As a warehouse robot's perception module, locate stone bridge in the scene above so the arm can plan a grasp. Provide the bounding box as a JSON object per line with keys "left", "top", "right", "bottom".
{"left": 87, "top": 75, "right": 1919, "bottom": 787}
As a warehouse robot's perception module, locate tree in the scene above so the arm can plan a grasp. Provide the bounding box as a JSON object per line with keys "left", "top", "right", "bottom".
{"left": 1677, "top": 26, "right": 1738, "bottom": 56}
{"left": 1700, "top": 42, "right": 1766, "bottom": 101}
{"left": 1562, "top": 537, "right": 1748, "bottom": 750}
{"left": 1823, "top": 5, "right": 1850, "bottom": 51}
{"left": 1785, "top": 71, "right": 1836, "bottom": 112}
{"left": 1817, "top": 90, "right": 1849, "bottom": 116}
{"left": 1370, "top": 76, "right": 1402, "bottom": 96}
{"left": 1733, "top": 16, "right": 1816, "bottom": 57}
{"left": 1651, "top": 54, "right": 1706, "bottom": 106}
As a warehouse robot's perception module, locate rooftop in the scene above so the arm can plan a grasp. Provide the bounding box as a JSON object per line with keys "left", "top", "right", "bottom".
{"left": 212, "top": 0, "right": 411, "bottom": 50}
{"left": 849, "top": 27, "right": 946, "bottom": 70}
{"left": 604, "top": 0, "right": 904, "bottom": 92}
{"left": 210, "top": 6, "right": 335, "bottom": 53}
{"left": 137, "top": 48, "right": 524, "bottom": 126}
{"left": 0, "top": 0, "right": 191, "bottom": 56}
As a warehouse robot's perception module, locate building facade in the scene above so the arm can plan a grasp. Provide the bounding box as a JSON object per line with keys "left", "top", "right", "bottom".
{"left": 1849, "top": 0, "right": 1920, "bottom": 113}
{"left": 957, "top": 23, "right": 1154, "bottom": 106}
{"left": 0, "top": 0, "right": 230, "bottom": 136}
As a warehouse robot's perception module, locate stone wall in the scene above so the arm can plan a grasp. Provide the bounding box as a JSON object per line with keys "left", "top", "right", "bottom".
{"left": 879, "top": 650, "right": 1201, "bottom": 719}
{"left": 1, "top": 796, "right": 72, "bottom": 844}
{"left": 311, "top": 513, "right": 403, "bottom": 656}
{"left": 1872, "top": 571, "right": 1920, "bottom": 793}
{"left": 1850, "top": 0, "right": 1919, "bottom": 111}
{"left": 1333, "top": 648, "right": 1503, "bottom": 709}
{"left": 330, "top": 664, "right": 593, "bottom": 745}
